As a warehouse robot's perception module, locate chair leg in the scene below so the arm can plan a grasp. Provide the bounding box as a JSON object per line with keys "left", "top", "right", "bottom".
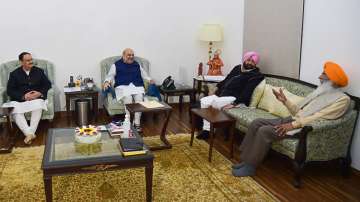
{"left": 292, "top": 160, "right": 305, "bottom": 188}
{"left": 340, "top": 155, "right": 352, "bottom": 178}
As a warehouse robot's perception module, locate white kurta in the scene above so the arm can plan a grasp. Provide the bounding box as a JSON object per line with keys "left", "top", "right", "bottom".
{"left": 2, "top": 99, "right": 48, "bottom": 114}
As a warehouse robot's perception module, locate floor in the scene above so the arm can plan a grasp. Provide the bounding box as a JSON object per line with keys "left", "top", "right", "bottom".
{"left": 3, "top": 103, "right": 360, "bottom": 202}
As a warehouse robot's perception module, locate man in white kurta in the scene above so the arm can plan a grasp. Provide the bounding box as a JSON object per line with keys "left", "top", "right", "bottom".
{"left": 3, "top": 52, "right": 51, "bottom": 144}
{"left": 103, "top": 48, "right": 154, "bottom": 131}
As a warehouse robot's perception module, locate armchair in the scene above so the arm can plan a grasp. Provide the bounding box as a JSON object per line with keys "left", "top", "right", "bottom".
{"left": 100, "top": 56, "right": 157, "bottom": 116}
{"left": 0, "top": 58, "right": 55, "bottom": 121}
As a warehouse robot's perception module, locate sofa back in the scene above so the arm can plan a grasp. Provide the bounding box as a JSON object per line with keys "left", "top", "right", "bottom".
{"left": 264, "top": 74, "right": 315, "bottom": 97}
{"left": 262, "top": 74, "right": 360, "bottom": 112}
{"left": 100, "top": 56, "right": 150, "bottom": 83}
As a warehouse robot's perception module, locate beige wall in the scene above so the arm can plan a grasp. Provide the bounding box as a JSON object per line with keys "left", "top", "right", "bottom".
{"left": 243, "top": 0, "right": 304, "bottom": 78}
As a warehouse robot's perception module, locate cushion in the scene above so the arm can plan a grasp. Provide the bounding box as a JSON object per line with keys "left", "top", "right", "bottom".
{"left": 249, "top": 79, "right": 266, "bottom": 107}
{"left": 257, "top": 84, "right": 304, "bottom": 117}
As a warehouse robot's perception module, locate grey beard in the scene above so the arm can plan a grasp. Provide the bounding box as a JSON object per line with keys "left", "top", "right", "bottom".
{"left": 297, "top": 80, "right": 339, "bottom": 108}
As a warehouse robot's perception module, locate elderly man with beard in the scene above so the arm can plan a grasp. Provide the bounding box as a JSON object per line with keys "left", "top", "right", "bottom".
{"left": 232, "top": 61, "right": 350, "bottom": 177}
{"left": 196, "top": 51, "right": 265, "bottom": 139}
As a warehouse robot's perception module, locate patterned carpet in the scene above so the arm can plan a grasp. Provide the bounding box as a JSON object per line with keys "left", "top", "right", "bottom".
{"left": 0, "top": 134, "right": 278, "bottom": 201}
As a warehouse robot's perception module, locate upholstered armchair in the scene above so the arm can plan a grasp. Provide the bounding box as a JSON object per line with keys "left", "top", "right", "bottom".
{"left": 0, "top": 59, "right": 55, "bottom": 121}
{"left": 100, "top": 56, "right": 157, "bottom": 116}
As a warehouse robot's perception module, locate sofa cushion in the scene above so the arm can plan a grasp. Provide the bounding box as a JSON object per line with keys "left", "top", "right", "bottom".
{"left": 257, "top": 84, "right": 304, "bottom": 117}
{"left": 249, "top": 79, "right": 266, "bottom": 108}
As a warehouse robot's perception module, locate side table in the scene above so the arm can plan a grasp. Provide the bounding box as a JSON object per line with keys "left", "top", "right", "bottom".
{"left": 193, "top": 77, "right": 221, "bottom": 101}
{"left": 190, "top": 107, "right": 236, "bottom": 162}
{"left": 65, "top": 89, "right": 99, "bottom": 121}
{"left": 159, "top": 84, "right": 196, "bottom": 111}
{"left": 0, "top": 107, "right": 16, "bottom": 153}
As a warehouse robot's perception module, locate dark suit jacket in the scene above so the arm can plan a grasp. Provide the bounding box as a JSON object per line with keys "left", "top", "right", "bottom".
{"left": 216, "top": 65, "right": 264, "bottom": 106}
{"left": 7, "top": 66, "right": 51, "bottom": 102}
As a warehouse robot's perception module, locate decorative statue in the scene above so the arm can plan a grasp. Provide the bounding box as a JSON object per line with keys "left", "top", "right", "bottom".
{"left": 197, "top": 62, "right": 203, "bottom": 77}
{"left": 207, "top": 49, "right": 224, "bottom": 76}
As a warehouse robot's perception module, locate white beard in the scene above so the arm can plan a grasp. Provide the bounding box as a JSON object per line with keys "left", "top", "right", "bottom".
{"left": 297, "top": 80, "right": 339, "bottom": 109}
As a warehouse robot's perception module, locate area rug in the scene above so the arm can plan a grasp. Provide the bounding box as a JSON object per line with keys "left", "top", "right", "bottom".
{"left": 0, "top": 134, "right": 278, "bottom": 202}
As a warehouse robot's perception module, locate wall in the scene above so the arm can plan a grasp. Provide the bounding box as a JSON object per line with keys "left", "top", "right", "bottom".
{"left": 243, "top": 0, "right": 303, "bottom": 78}
{"left": 0, "top": 0, "right": 244, "bottom": 111}
{"left": 300, "top": 0, "right": 360, "bottom": 170}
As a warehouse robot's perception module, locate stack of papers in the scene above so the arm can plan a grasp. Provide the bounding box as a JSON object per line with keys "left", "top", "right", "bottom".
{"left": 140, "top": 101, "right": 164, "bottom": 108}
{"left": 64, "top": 87, "right": 81, "bottom": 92}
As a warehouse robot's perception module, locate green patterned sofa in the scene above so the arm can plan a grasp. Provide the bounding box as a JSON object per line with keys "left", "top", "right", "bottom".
{"left": 224, "top": 74, "right": 360, "bottom": 187}
{"left": 0, "top": 59, "right": 55, "bottom": 121}
{"left": 100, "top": 56, "right": 157, "bottom": 116}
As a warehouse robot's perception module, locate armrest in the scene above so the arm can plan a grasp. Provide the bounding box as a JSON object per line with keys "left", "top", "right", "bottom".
{"left": 47, "top": 88, "right": 54, "bottom": 96}
{"left": 0, "top": 87, "right": 7, "bottom": 105}
{"left": 307, "top": 110, "right": 356, "bottom": 132}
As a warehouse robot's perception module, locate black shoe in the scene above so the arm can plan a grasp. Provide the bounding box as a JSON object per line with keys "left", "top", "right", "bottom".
{"left": 196, "top": 130, "right": 209, "bottom": 140}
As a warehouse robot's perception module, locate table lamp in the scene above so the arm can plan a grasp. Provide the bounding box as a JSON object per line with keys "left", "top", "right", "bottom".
{"left": 199, "top": 24, "right": 223, "bottom": 60}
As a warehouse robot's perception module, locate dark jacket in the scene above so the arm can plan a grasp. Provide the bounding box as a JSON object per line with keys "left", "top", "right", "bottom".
{"left": 7, "top": 66, "right": 52, "bottom": 102}
{"left": 216, "top": 65, "right": 264, "bottom": 106}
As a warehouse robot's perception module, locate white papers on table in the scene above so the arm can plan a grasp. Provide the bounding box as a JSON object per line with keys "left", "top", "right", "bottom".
{"left": 140, "top": 101, "right": 164, "bottom": 108}
{"left": 115, "top": 83, "right": 145, "bottom": 101}
{"left": 203, "top": 75, "right": 225, "bottom": 82}
{"left": 64, "top": 87, "right": 81, "bottom": 92}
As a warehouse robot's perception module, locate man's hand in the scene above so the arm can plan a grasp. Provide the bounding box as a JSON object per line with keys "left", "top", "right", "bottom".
{"left": 222, "top": 104, "right": 234, "bottom": 110}
{"left": 24, "top": 91, "right": 42, "bottom": 101}
{"left": 274, "top": 123, "right": 294, "bottom": 137}
{"left": 24, "top": 92, "right": 33, "bottom": 101}
{"left": 149, "top": 80, "right": 155, "bottom": 84}
{"left": 103, "top": 81, "right": 111, "bottom": 90}
{"left": 272, "top": 88, "right": 287, "bottom": 103}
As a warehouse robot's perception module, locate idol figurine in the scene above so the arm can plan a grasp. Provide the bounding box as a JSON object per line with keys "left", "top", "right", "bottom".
{"left": 207, "top": 49, "right": 224, "bottom": 76}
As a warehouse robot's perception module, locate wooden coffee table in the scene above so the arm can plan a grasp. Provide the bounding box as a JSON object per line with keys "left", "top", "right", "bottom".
{"left": 190, "top": 107, "right": 236, "bottom": 162}
{"left": 42, "top": 128, "right": 154, "bottom": 202}
{"left": 125, "top": 102, "right": 172, "bottom": 151}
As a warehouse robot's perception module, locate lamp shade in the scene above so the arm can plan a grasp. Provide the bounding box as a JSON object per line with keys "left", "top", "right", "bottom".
{"left": 199, "top": 24, "right": 223, "bottom": 42}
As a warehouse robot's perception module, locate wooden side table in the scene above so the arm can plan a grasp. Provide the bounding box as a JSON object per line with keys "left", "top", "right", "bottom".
{"left": 0, "top": 107, "right": 16, "bottom": 153}
{"left": 126, "top": 102, "right": 173, "bottom": 151}
{"left": 190, "top": 107, "right": 236, "bottom": 162}
{"left": 193, "top": 77, "right": 221, "bottom": 100}
{"left": 159, "top": 84, "right": 196, "bottom": 111}
{"left": 65, "top": 89, "right": 99, "bottom": 121}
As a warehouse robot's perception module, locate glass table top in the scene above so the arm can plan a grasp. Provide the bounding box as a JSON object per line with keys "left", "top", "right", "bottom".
{"left": 46, "top": 128, "right": 123, "bottom": 163}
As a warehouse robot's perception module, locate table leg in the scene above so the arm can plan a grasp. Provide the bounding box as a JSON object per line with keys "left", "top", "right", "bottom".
{"left": 129, "top": 111, "right": 134, "bottom": 125}
{"left": 149, "top": 110, "right": 172, "bottom": 151}
{"left": 190, "top": 112, "right": 196, "bottom": 146}
{"left": 66, "top": 95, "right": 71, "bottom": 124}
{"left": 209, "top": 124, "right": 215, "bottom": 162}
{"left": 0, "top": 116, "right": 16, "bottom": 153}
{"left": 145, "top": 164, "right": 153, "bottom": 202}
{"left": 93, "top": 94, "right": 98, "bottom": 122}
{"left": 179, "top": 95, "right": 183, "bottom": 111}
{"left": 44, "top": 175, "right": 52, "bottom": 202}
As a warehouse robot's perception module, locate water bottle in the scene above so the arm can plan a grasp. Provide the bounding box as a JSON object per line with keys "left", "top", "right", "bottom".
{"left": 123, "top": 114, "right": 131, "bottom": 137}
